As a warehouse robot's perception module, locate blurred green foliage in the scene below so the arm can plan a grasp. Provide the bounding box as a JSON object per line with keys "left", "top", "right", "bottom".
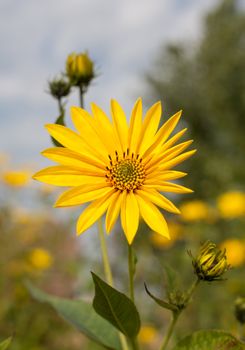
{"left": 145, "top": 0, "right": 245, "bottom": 199}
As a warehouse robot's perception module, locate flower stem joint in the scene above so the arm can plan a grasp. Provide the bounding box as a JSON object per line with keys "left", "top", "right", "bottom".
{"left": 189, "top": 241, "right": 230, "bottom": 282}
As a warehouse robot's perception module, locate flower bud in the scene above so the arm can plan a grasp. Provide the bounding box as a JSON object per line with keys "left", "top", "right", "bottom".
{"left": 190, "top": 241, "right": 230, "bottom": 281}
{"left": 235, "top": 297, "right": 245, "bottom": 324}
{"left": 48, "top": 77, "right": 71, "bottom": 99}
{"left": 66, "top": 51, "right": 94, "bottom": 86}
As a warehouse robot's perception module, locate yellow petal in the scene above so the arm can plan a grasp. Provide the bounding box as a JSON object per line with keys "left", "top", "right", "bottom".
{"left": 139, "top": 188, "right": 180, "bottom": 214}
{"left": 71, "top": 107, "right": 110, "bottom": 155}
{"left": 55, "top": 185, "right": 111, "bottom": 207}
{"left": 137, "top": 101, "right": 162, "bottom": 155}
{"left": 128, "top": 98, "right": 142, "bottom": 154}
{"left": 41, "top": 147, "right": 106, "bottom": 170}
{"left": 144, "top": 171, "right": 187, "bottom": 183}
{"left": 136, "top": 193, "right": 170, "bottom": 238}
{"left": 111, "top": 99, "right": 128, "bottom": 153}
{"left": 121, "top": 191, "right": 139, "bottom": 244}
{"left": 143, "top": 110, "right": 182, "bottom": 158}
{"left": 153, "top": 182, "right": 193, "bottom": 194}
{"left": 159, "top": 150, "right": 197, "bottom": 171}
{"left": 105, "top": 191, "right": 122, "bottom": 233}
{"left": 76, "top": 189, "right": 115, "bottom": 234}
{"left": 33, "top": 166, "right": 104, "bottom": 186}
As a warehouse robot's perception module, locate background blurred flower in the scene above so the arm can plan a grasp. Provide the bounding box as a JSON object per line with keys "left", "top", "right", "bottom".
{"left": 150, "top": 221, "right": 183, "bottom": 248}
{"left": 220, "top": 239, "right": 245, "bottom": 267}
{"left": 2, "top": 170, "right": 30, "bottom": 187}
{"left": 180, "top": 200, "right": 210, "bottom": 222}
{"left": 28, "top": 248, "right": 53, "bottom": 271}
{"left": 138, "top": 325, "right": 157, "bottom": 344}
{"left": 217, "top": 191, "right": 245, "bottom": 219}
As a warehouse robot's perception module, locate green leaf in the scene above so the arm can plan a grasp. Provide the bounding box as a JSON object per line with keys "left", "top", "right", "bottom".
{"left": 27, "top": 282, "right": 121, "bottom": 350}
{"left": 0, "top": 337, "right": 12, "bottom": 350}
{"left": 91, "top": 272, "right": 141, "bottom": 338}
{"left": 172, "top": 330, "right": 245, "bottom": 350}
{"left": 144, "top": 283, "right": 178, "bottom": 312}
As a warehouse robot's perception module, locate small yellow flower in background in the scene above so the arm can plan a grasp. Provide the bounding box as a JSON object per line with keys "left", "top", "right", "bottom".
{"left": 29, "top": 248, "right": 53, "bottom": 270}
{"left": 180, "top": 200, "right": 209, "bottom": 222}
{"left": 217, "top": 191, "right": 245, "bottom": 219}
{"left": 139, "top": 325, "right": 157, "bottom": 344}
{"left": 190, "top": 241, "right": 230, "bottom": 281}
{"left": 220, "top": 239, "right": 245, "bottom": 267}
{"left": 150, "top": 222, "right": 183, "bottom": 248}
{"left": 2, "top": 170, "right": 30, "bottom": 187}
{"left": 33, "top": 99, "right": 195, "bottom": 244}
{"left": 66, "top": 51, "right": 94, "bottom": 86}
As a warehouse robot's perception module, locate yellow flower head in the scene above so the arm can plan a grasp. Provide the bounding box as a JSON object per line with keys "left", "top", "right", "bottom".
{"left": 33, "top": 99, "right": 195, "bottom": 244}
{"left": 217, "top": 191, "right": 245, "bottom": 219}
{"left": 2, "top": 170, "right": 30, "bottom": 187}
{"left": 190, "top": 241, "right": 230, "bottom": 281}
{"left": 180, "top": 200, "right": 209, "bottom": 222}
{"left": 220, "top": 239, "right": 245, "bottom": 267}
{"left": 29, "top": 248, "right": 53, "bottom": 270}
{"left": 139, "top": 325, "right": 157, "bottom": 344}
{"left": 66, "top": 51, "right": 94, "bottom": 86}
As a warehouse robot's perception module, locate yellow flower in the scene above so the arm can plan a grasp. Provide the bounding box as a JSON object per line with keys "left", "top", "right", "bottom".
{"left": 180, "top": 200, "right": 209, "bottom": 222}
{"left": 220, "top": 239, "right": 245, "bottom": 267}
{"left": 150, "top": 222, "right": 182, "bottom": 248}
{"left": 29, "top": 248, "right": 53, "bottom": 270}
{"left": 217, "top": 191, "right": 245, "bottom": 219}
{"left": 139, "top": 325, "right": 157, "bottom": 344}
{"left": 2, "top": 170, "right": 30, "bottom": 187}
{"left": 66, "top": 51, "right": 94, "bottom": 86}
{"left": 33, "top": 99, "right": 195, "bottom": 244}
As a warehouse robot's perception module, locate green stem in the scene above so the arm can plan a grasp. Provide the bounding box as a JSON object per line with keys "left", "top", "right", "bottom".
{"left": 159, "top": 278, "right": 200, "bottom": 350}
{"left": 127, "top": 244, "right": 140, "bottom": 350}
{"left": 128, "top": 244, "right": 135, "bottom": 302}
{"left": 97, "top": 219, "right": 129, "bottom": 350}
{"left": 79, "top": 85, "right": 84, "bottom": 108}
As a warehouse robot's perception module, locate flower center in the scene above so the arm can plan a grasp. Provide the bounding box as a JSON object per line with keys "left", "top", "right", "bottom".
{"left": 106, "top": 152, "right": 146, "bottom": 191}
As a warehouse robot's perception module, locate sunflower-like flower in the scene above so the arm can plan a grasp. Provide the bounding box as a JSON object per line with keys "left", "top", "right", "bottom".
{"left": 33, "top": 99, "right": 195, "bottom": 244}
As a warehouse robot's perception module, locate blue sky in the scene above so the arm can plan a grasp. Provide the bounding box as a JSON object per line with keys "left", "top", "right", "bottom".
{"left": 0, "top": 0, "right": 219, "bottom": 168}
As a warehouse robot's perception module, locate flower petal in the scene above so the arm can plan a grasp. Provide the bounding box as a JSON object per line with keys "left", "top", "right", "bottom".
{"left": 137, "top": 101, "right": 162, "bottom": 155}
{"left": 55, "top": 185, "right": 112, "bottom": 207}
{"left": 139, "top": 188, "right": 180, "bottom": 214}
{"left": 111, "top": 99, "right": 128, "bottom": 153}
{"left": 144, "top": 171, "right": 187, "bottom": 184}
{"left": 121, "top": 191, "right": 139, "bottom": 244}
{"left": 153, "top": 182, "right": 193, "bottom": 194}
{"left": 105, "top": 191, "right": 123, "bottom": 233}
{"left": 136, "top": 193, "right": 170, "bottom": 239}
{"left": 159, "top": 150, "right": 197, "bottom": 171}
{"left": 76, "top": 189, "right": 116, "bottom": 234}
{"left": 128, "top": 98, "right": 142, "bottom": 154}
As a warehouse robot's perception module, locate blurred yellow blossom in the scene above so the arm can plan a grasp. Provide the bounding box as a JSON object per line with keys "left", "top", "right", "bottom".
{"left": 66, "top": 51, "right": 94, "bottom": 86}
{"left": 220, "top": 239, "right": 245, "bottom": 267}
{"left": 180, "top": 200, "right": 210, "bottom": 222}
{"left": 217, "top": 191, "right": 245, "bottom": 219}
{"left": 150, "top": 222, "right": 182, "bottom": 248}
{"left": 29, "top": 248, "right": 53, "bottom": 270}
{"left": 139, "top": 325, "right": 157, "bottom": 344}
{"left": 2, "top": 170, "right": 30, "bottom": 187}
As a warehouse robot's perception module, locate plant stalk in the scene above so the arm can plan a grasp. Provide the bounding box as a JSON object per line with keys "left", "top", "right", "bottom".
{"left": 97, "top": 219, "right": 129, "bottom": 350}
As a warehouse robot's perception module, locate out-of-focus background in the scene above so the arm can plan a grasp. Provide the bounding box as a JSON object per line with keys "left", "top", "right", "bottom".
{"left": 0, "top": 0, "right": 245, "bottom": 349}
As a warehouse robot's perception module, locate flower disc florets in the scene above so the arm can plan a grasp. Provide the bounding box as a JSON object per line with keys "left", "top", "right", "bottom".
{"left": 106, "top": 152, "right": 146, "bottom": 191}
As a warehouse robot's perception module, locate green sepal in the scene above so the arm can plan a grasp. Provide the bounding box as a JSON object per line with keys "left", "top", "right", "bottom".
{"left": 26, "top": 282, "right": 122, "bottom": 350}
{"left": 91, "top": 272, "right": 141, "bottom": 338}
{"left": 171, "top": 330, "right": 245, "bottom": 350}
{"left": 0, "top": 337, "right": 12, "bottom": 350}
{"left": 144, "top": 283, "right": 178, "bottom": 312}
{"left": 51, "top": 114, "right": 65, "bottom": 147}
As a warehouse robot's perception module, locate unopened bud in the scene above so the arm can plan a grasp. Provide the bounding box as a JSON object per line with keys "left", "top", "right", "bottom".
{"left": 48, "top": 77, "right": 71, "bottom": 99}
{"left": 235, "top": 297, "right": 245, "bottom": 324}
{"left": 66, "top": 51, "right": 94, "bottom": 86}
{"left": 190, "top": 241, "right": 230, "bottom": 281}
